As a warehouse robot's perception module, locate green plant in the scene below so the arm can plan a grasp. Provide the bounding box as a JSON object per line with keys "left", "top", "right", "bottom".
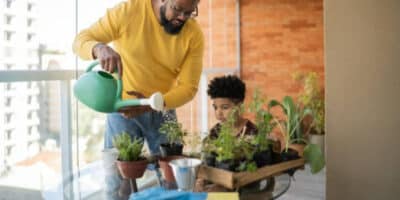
{"left": 212, "top": 108, "right": 238, "bottom": 162}
{"left": 159, "top": 119, "right": 187, "bottom": 145}
{"left": 293, "top": 72, "right": 325, "bottom": 135}
{"left": 185, "top": 131, "right": 202, "bottom": 156}
{"left": 112, "top": 132, "right": 144, "bottom": 161}
{"left": 269, "top": 96, "right": 311, "bottom": 148}
{"left": 269, "top": 96, "right": 325, "bottom": 174}
{"left": 249, "top": 89, "right": 274, "bottom": 152}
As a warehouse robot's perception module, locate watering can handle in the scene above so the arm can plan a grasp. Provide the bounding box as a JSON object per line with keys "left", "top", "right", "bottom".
{"left": 86, "top": 61, "right": 123, "bottom": 100}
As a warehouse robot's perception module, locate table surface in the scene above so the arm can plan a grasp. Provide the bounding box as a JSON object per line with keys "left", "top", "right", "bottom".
{"left": 75, "top": 162, "right": 291, "bottom": 200}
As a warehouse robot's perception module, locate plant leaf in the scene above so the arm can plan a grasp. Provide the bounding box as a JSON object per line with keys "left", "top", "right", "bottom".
{"left": 303, "top": 143, "right": 325, "bottom": 174}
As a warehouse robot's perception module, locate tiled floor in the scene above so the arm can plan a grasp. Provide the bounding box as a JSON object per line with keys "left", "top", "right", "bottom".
{"left": 279, "top": 165, "right": 326, "bottom": 200}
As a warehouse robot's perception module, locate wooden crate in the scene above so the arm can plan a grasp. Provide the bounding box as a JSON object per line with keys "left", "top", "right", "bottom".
{"left": 197, "top": 158, "right": 305, "bottom": 189}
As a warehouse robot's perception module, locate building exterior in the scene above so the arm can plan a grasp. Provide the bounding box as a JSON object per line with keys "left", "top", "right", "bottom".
{"left": 0, "top": 0, "right": 40, "bottom": 173}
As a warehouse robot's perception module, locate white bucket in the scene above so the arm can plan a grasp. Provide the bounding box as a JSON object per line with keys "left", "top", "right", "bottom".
{"left": 169, "top": 158, "right": 202, "bottom": 191}
{"left": 102, "top": 148, "right": 119, "bottom": 175}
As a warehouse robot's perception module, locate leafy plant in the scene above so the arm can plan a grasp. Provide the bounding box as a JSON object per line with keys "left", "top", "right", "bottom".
{"left": 293, "top": 72, "right": 325, "bottom": 135}
{"left": 269, "top": 96, "right": 311, "bottom": 148}
{"left": 269, "top": 96, "right": 325, "bottom": 174}
{"left": 159, "top": 119, "right": 187, "bottom": 145}
{"left": 185, "top": 131, "right": 202, "bottom": 156}
{"left": 214, "top": 111, "right": 237, "bottom": 162}
{"left": 249, "top": 89, "right": 274, "bottom": 152}
{"left": 112, "top": 132, "right": 144, "bottom": 161}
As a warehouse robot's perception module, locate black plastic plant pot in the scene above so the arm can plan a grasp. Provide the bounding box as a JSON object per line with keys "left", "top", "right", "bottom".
{"left": 159, "top": 143, "right": 183, "bottom": 157}
{"left": 271, "top": 151, "right": 283, "bottom": 164}
{"left": 215, "top": 159, "right": 235, "bottom": 171}
{"left": 253, "top": 149, "right": 272, "bottom": 168}
{"left": 204, "top": 152, "right": 217, "bottom": 167}
{"left": 281, "top": 149, "right": 301, "bottom": 176}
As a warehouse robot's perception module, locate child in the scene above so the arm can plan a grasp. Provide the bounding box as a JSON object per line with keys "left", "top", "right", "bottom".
{"left": 207, "top": 75, "right": 257, "bottom": 138}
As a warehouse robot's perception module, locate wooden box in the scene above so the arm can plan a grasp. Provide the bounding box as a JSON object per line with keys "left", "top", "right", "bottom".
{"left": 197, "top": 158, "right": 305, "bottom": 190}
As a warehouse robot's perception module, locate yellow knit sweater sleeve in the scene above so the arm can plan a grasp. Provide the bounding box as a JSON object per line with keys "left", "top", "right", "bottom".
{"left": 163, "top": 30, "right": 204, "bottom": 109}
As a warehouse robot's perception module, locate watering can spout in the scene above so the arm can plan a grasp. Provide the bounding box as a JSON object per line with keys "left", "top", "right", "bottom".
{"left": 114, "top": 92, "right": 164, "bottom": 111}
{"left": 74, "top": 61, "right": 164, "bottom": 113}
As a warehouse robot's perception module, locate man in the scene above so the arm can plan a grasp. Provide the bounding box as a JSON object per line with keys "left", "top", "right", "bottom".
{"left": 73, "top": 0, "right": 204, "bottom": 199}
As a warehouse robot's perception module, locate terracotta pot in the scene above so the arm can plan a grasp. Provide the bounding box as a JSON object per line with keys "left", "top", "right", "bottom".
{"left": 116, "top": 159, "right": 148, "bottom": 179}
{"left": 158, "top": 155, "right": 185, "bottom": 182}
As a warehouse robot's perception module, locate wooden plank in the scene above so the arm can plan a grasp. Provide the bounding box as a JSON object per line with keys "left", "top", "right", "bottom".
{"left": 197, "top": 158, "right": 305, "bottom": 189}
{"left": 234, "top": 158, "right": 305, "bottom": 188}
{"left": 198, "top": 165, "right": 235, "bottom": 189}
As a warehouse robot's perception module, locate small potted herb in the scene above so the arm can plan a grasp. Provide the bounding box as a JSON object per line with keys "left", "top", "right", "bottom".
{"left": 113, "top": 132, "right": 148, "bottom": 179}
{"left": 159, "top": 119, "right": 186, "bottom": 156}
{"left": 249, "top": 89, "right": 274, "bottom": 168}
{"left": 158, "top": 119, "right": 187, "bottom": 183}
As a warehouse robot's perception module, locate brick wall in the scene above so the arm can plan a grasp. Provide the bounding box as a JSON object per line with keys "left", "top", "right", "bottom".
{"left": 177, "top": 0, "right": 324, "bottom": 132}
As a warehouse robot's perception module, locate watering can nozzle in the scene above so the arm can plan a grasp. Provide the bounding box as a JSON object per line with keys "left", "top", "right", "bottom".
{"left": 140, "top": 92, "right": 164, "bottom": 111}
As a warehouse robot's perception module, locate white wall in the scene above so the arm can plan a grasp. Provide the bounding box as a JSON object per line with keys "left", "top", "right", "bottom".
{"left": 325, "top": 0, "right": 400, "bottom": 199}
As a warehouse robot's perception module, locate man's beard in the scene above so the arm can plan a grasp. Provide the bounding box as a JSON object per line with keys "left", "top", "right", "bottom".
{"left": 160, "top": 5, "right": 186, "bottom": 35}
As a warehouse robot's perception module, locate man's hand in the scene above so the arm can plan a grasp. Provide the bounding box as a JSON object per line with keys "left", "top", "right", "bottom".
{"left": 118, "top": 91, "right": 152, "bottom": 118}
{"left": 92, "top": 43, "right": 123, "bottom": 78}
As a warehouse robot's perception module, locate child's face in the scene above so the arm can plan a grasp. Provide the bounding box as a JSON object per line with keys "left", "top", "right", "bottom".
{"left": 212, "top": 98, "right": 239, "bottom": 123}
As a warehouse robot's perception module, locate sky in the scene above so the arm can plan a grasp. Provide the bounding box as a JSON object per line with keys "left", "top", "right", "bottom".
{"left": 36, "top": 0, "right": 121, "bottom": 68}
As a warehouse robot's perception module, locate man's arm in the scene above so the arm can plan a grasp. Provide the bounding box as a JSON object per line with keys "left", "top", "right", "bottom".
{"left": 72, "top": 1, "right": 132, "bottom": 75}
{"left": 163, "top": 29, "right": 205, "bottom": 109}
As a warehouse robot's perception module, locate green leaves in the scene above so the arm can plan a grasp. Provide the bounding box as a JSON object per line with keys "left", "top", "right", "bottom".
{"left": 112, "top": 132, "right": 144, "bottom": 161}
{"left": 303, "top": 143, "right": 325, "bottom": 174}
{"left": 159, "top": 120, "right": 186, "bottom": 145}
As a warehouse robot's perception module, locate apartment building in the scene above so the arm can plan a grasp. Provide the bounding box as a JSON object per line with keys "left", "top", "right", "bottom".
{"left": 0, "top": 0, "right": 40, "bottom": 174}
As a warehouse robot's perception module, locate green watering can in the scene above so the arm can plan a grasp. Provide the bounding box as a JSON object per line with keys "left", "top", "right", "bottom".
{"left": 73, "top": 61, "right": 164, "bottom": 113}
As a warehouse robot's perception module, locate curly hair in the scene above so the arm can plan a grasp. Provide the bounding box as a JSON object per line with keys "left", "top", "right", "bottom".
{"left": 207, "top": 75, "right": 246, "bottom": 102}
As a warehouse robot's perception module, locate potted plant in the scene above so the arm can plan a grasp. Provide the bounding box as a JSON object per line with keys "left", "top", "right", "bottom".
{"left": 294, "top": 71, "right": 325, "bottom": 157}
{"left": 248, "top": 89, "right": 274, "bottom": 168}
{"left": 201, "top": 136, "right": 218, "bottom": 167}
{"left": 158, "top": 119, "right": 187, "bottom": 183}
{"left": 269, "top": 96, "right": 325, "bottom": 174}
{"left": 112, "top": 132, "right": 148, "bottom": 179}
{"left": 212, "top": 112, "right": 239, "bottom": 171}
{"left": 159, "top": 119, "right": 187, "bottom": 156}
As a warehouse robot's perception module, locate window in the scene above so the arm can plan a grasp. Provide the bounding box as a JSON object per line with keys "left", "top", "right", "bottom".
{"left": 27, "top": 33, "right": 35, "bottom": 42}
{"left": 28, "top": 111, "right": 33, "bottom": 119}
{"left": 6, "top": 130, "right": 13, "bottom": 140}
{"left": 28, "top": 126, "right": 33, "bottom": 135}
{"left": 5, "top": 113, "right": 13, "bottom": 123}
{"left": 5, "top": 64, "right": 13, "bottom": 70}
{"left": 5, "top": 15, "right": 13, "bottom": 25}
{"left": 27, "top": 18, "right": 34, "bottom": 27}
{"left": 6, "top": 83, "right": 12, "bottom": 90}
{"left": 27, "top": 3, "right": 34, "bottom": 12}
{"left": 5, "top": 97, "right": 12, "bottom": 106}
{"left": 4, "top": 31, "right": 14, "bottom": 41}
{"left": 27, "top": 96, "right": 32, "bottom": 104}
{"left": 6, "top": 146, "right": 12, "bottom": 156}
{"left": 5, "top": 0, "right": 14, "bottom": 8}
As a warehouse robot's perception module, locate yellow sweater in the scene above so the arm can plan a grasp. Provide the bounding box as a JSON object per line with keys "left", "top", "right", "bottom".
{"left": 73, "top": 0, "right": 204, "bottom": 109}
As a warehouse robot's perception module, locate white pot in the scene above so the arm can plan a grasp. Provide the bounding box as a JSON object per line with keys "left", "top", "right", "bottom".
{"left": 309, "top": 134, "right": 325, "bottom": 158}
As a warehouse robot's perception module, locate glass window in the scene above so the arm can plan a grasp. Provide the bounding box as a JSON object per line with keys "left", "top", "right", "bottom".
{"left": 5, "top": 15, "right": 13, "bottom": 25}
{"left": 5, "top": 0, "right": 14, "bottom": 8}
{"left": 6, "top": 129, "right": 13, "bottom": 140}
